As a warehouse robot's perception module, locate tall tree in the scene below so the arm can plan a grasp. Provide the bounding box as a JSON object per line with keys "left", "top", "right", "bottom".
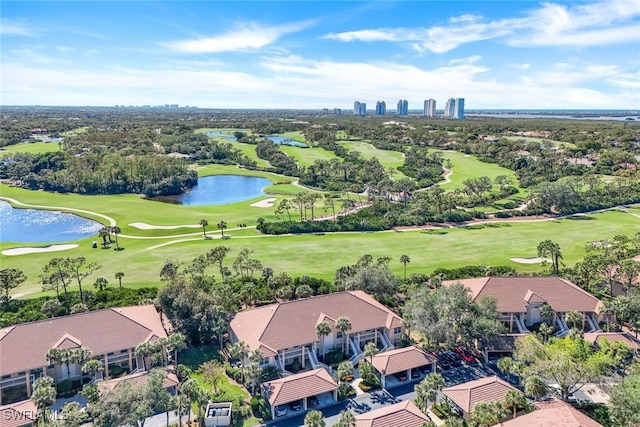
{"left": 115, "top": 271, "right": 125, "bottom": 288}
{"left": 227, "top": 341, "right": 250, "bottom": 383}
{"left": 0, "top": 268, "right": 27, "bottom": 306}
{"left": 64, "top": 257, "right": 102, "bottom": 302}
{"left": 523, "top": 375, "right": 548, "bottom": 401}
{"left": 335, "top": 316, "right": 352, "bottom": 356}
{"left": 199, "top": 219, "right": 208, "bottom": 237}
{"left": 315, "top": 321, "right": 332, "bottom": 359}
{"left": 503, "top": 389, "right": 526, "bottom": 419}
{"left": 414, "top": 372, "right": 445, "bottom": 412}
{"left": 52, "top": 401, "right": 86, "bottom": 427}
{"left": 608, "top": 363, "right": 640, "bottom": 427}
{"left": 217, "top": 220, "right": 227, "bottom": 237}
{"left": 93, "top": 277, "right": 108, "bottom": 291}
{"left": 110, "top": 226, "right": 122, "bottom": 251}
{"left": 363, "top": 342, "right": 379, "bottom": 364}
{"left": 31, "top": 376, "right": 56, "bottom": 426}
{"left": 399, "top": 254, "right": 410, "bottom": 281}
{"left": 336, "top": 410, "right": 356, "bottom": 427}
{"left": 537, "top": 240, "right": 563, "bottom": 275}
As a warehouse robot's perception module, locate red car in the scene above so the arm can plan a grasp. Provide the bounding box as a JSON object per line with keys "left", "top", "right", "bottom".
{"left": 455, "top": 346, "right": 476, "bottom": 363}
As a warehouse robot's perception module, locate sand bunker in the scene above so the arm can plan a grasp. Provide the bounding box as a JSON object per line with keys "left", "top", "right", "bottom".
{"left": 129, "top": 222, "right": 201, "bottom": 230}
{"left": 510, "top": 257, "right": 552, "bottom": 264}
{"left": 2, "top": 244, "right": 78, "bottom": 256}
{"left": 250, "top": 198, "right": 277, "bottom": 208}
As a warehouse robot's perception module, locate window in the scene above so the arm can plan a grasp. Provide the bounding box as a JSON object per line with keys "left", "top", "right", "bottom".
{"left": 393, "top": 327, "right": 402, "bottom": 334}
{"left": 2, "top": 375, "right": 11, "bottom": 380}
{"left": 336, "top": 332, "right": 343, "bottom": 339}
{"left": 121, "top": 349, "right": 129, "bottom": 354}
{"left": 107, "top": 352, "right": 115, "bottom": 356}
{"left": 48, "top": 364, "right": 55, "bottom": 369}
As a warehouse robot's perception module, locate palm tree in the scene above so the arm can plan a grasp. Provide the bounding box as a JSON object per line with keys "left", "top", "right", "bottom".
{"left": 336, "top": 361, "right": 354, "bottom": 382}
{"left": 538, "top": 323, "right": 554, "bottom": 343}
{"left": 415, "top": 372, "right": 445, "bottom": 412}
{"left": 93, "top": 277, "right": 108, "bottom": 291}
{"left": 335, "top": 316, "right": 352, "bottom": 356}
{"left": 180, "top": 379, "right": 200, "bottom": 424}
{"left": 199, "top": 219, "right": 208, "bottom": 237}
{"left": 566, "top": 310, "right": 583, "bottom": 331}
{"left": 31, "top": 376, "right": 56, "bottom": 426}
{"left": 363, "top": 342, "right": 379, "bottom": 364}
{"left": 400, "top": 254, "right": 410, "bottom": 281}
{"left": 47, "top": 348, "right": 87, "bottom": 379}
{"left": 227, "top": 341, "right": 250, "bottom": 382}
{"left": 315, "top": 321, "right": 332, "bottom": 359}
{"left": 503, "top": 389, "right": 525, "bottom": 419}
{"left": 540, "top": 303, "right": 555, "bottom": 325}
{"left": 497, "top": 357, "right": 515, "bottom": 384}
{"left": 110, "top": 226, "right": 122, "bottom": 250}
{"left": 472, "top": 401, "right": 506, "bottom": 427}
{"left": 174, "top": 393, "right": 190, "bottom": 427}
{"left": 444, "top": 418, "right": 465, "bottom": 427}
{"left": 336, "top": 409, "right": 356, "bottom": 427}
{"left": 81, "top": 359, "right": 103, "bottom": 382}
{"left": 71, "top": 348, "right": 92, "bottom": 375}
{"left": 304, "top": 410, "right": 326, "bottom": 427}
{"left": 135, "top": 341, "right": 156, "bottom": 371}
{"left": 98, "top": 226, "right": 110, "bottom": 248}
{"left": 537, "top": 240, "right": 563, "bottom": 275}
{"left": 194, "top": 386, "right": 210, "bottom": 427}
{"left": 217, "top": 220, "right": 227, "bottom": 237}
{"left": 524, "top": 375, "right": 548, "bottom": 401}
{"left": 115, "top": 271, "right": 124, "bottom": 288}
{"left": 168, "top": 333, "right": 187, "bottom": 366}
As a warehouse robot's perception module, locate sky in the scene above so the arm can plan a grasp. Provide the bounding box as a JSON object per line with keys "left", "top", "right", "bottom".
{"left": 1, "top": 1, "right": 639, "bottom": 110}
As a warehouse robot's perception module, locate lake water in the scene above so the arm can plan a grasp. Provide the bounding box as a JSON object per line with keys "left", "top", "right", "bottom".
{"left": 205, "top": 131, "right": 237, "bottom": 141}
{"left": 0, "top": 200, "right": 103, "bottom": 243}
{"left": 264, "top": 136, "right": 309, "bottom": 148}
{"left": 165, "top": 175, "right": 271, "bottom": 206}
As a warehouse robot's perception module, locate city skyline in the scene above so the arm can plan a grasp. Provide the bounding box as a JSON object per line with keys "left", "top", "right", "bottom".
{"left": 2, "top": 1, "right": 639, "bottom": 109}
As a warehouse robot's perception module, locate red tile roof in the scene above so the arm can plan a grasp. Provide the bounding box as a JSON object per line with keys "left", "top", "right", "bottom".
{"left": 444, "top": 277, "right": 601, "bottom": 314}
{"left": 231, "top": 291, "right": 403, "bottom": 353}
{"left": 0, "top": 399, "right": 37, "bottom": 427}
{"left": 0, "top": 305, "right": 168, "bottom": 376}
{"left": 370, "top": 345, "right": 436, "bottom": 375}
{"left": 584, "top": 332, "right": 640, "bottom": 350}
{"left": 354, "top": 401, "right": 430, "bottom": 427}
{"left": 97, "top": 370, "right": 179, "bottom": 394}
{"left": 443, "top": 376, "right": 518, "bottom": 414}
{"left": 495, "top": 398, "right": 604, "bottom": 426}
{"left": 262, "top": 368, "right": 337, "bottom": 406}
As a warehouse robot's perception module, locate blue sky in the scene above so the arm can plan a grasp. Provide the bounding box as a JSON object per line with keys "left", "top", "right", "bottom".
{"left": 1, "top": 1, "right": 639, "bottom": 109}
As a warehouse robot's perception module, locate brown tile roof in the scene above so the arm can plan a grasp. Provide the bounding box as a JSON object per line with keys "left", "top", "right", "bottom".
{"left": 0, "top": 305, "right": 168, "bottom": 376}
{"left": 0, "top": 399, "right": 37, "bottom": 427}
{"left": 97, "top": 370, "right": 179, "bottom": 394}
{"left": 231, "top": 291, "right": 403, "bottom": 353}
{"left": 443, "top": 376, "right": 518, "bottom": 414}
{"left": 483, "top": 334, "right": 528, "bottom": 352}
{"left": 354, "top": 400, "right": 430, "bottom": 427}
{"left": 444, "top": 277, "right": 601, "bottom": 314}
{"left": 584, "top": 332, "right": 640, "bottom": 350}
{"left": 371, "top": 345, "right": 436, "bottom": 375}
{"left": 262, "top": 368, "right": 337, "bottom": 406}
{"left": 495, "top": 398, "right": 603, "bottom": 427}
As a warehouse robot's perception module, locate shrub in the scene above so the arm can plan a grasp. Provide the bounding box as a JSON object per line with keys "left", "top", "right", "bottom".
{"left": 338, "top": 383, "right": 356, "bottom": 400}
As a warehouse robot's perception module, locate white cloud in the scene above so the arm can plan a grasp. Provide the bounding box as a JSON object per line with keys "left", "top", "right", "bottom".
{"left": 0, "top": 19, "right": 33, "bottom": 36}
{"left": 511, "top": 63, "right": 530, "bottom": 70}
{"left": 323, "top": 0, "right": 640, "bottom": 52}
{"left": 166, "top": 21, "right": 313, "bottom": 53}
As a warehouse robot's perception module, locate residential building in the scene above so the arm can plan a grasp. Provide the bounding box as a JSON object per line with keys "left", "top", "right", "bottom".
{"left": 353, "top": 400, "right": 431, "bottom": 427}
{"left": 442, "top": 375, "right": 519, "bottom": 420}
{"left": 370, "top": 345, "right": 437, "bottom": 387}
{"left": 444, "top": 98, "right": 455, "bottom": 118}
{"left": 454, "top": 98, "right": 465, "bottom": 119}
{"left": 353, "top": 101, "right": 367, "bottom": 116}
{"left": 375, "top": 101, "right": 386, "bottom": 115}
{"left": 229, "top": 291, "right": 404, "bottom": 373}
{"left": 0, "top": 305, "right": 168, "bottom": 405}
{"left": 397, "top": 99, "right": 408, "bottom": 115}
{"left": 0, "top": 399, "right": 37, "bottom": 427}
{"left": 444, "top": 277, "right": 603, "bottom": 336}
{"left": 495, "top": 398, "right": 604, "bottom": 426}
{"left": 334, "top": 108, "right": 342, "bottom": 115}
{"left": 97, "top": 369, "right": 179, "bottom": 395}
{"left": 424, "top": 99, "right": 436, "bottom": 117}
{"left": 261, "top": 368, "right": 338, "bottom": 420}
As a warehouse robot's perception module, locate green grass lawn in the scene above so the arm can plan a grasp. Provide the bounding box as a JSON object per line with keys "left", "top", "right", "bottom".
{"left": 279, "top": 145, "right": 338, "bottom": 167}
{"left": 234, "top": 143, "right": 271, "bottom": 168}
{"left": 0, "top": 141, "right": 60, "bottom": 156}
{"left": 337, "top": 140, "right": 409, "bottom": 179}
{"left": 434, "top": 150, "right": 520, "bottom": 192}
{"left": 3, "top": 180, "right": 639, "bottom": 298}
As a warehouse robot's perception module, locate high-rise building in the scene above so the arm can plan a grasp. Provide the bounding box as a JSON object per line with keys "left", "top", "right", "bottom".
{"left": 397, "top": 99, "right": 408, "bottom": 115}
{"left": 423, "top": 99, "right": 436, "bottom": 117}
{"left": 353, "top": 101, "right": 367, "bottom": 116}
{"left": 375, "top": 101, "right": 386, "bottom": 115}
{"left": 334, "top": 108, "right": 342, "bottom": 115}
{"left": 454, "top": 98, "right": 465, "bottom": 119}
{"left": 444, "top": 98, "right": 456, "bottom": 118}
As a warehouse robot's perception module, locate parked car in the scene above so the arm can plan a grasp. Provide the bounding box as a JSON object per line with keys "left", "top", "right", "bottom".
{"left": 289, "top": 400, "right": 302, "bottom": 411}
{"left": 443, "top": 350, "right": 463, "bottom": 367}
{"left": 411, "top": 369, "right": 421, "bottom": 379}
{"left": 274, "top": 405, "right": 288, "bottom": 417}
{"left": 455, "top": 346, "right": 476, "bottom": 364}
{"left": 432, "top": 351, "right": 452, "bottom": 370}
{"left": 308, "top": 395, "right": 320, "bottom": 408}
{"left": 394, "top": 372, "right": 407, "bottom": 381}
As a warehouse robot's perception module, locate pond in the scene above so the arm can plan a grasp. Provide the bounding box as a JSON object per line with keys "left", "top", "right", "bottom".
{"left": 205, "top": 131, "right": 237, "bottom": 141}
{"left": 0, "top": 201, "right": 103, "bottom": 243}
{"left": 153, "top": 175, "right": 272, "bottom": 206}
{"left": 263, "top": 136, "right": 308, "bottom": 148}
